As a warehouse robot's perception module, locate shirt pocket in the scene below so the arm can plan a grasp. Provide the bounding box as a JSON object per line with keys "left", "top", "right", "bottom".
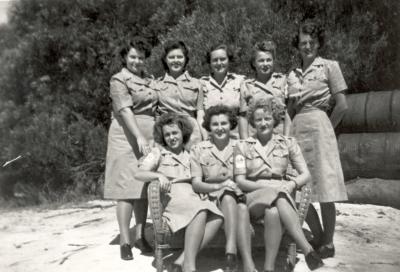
{"left": 245, "top": 151, "right": 264, "bottom": 170}
{"left": 158, "top": 158, "right": 180, "bottom": 178}
{"left": 159, "top": 84, "right": 170, "bottom": 91}
{"left": 306, "top": 67, "right": 328, "bottom": 90}
{"left": 126, "top": 80, "right": 146, "bottom": 93}
{"left": 181, "top": 83, "right": 199, "bottom": 102}
{"left": 272, "top": 148, "right": 289, "bottom": 174}
{"left": 199, "top": 156, "right": 219, "bottom": 179}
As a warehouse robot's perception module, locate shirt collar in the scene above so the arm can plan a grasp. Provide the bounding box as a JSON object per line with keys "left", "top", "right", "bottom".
{"left": 160, "top": 146, "right": 190, "bottom": 168}
{"left": 294, "top": 56, "right": 324, "bottom": 75}
{"left": 163, "top": 71, "right": 191, "bottom": 83}
{"left": 121, "top": 68, "right": 152, "bottom": 85}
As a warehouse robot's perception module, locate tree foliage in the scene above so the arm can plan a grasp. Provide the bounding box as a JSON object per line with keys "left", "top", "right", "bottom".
{"left": 0, "top": 0, "right": 398, "bottom": 205}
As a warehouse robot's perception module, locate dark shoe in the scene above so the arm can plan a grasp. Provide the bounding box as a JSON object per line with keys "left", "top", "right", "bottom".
{"left": 120, "top": 243, "right": 133, "bottom": 260}
{"left": 305, "top": 251, "right": 324, "bottom": 270}
{"left": 309, "top": 239, "right": 320, "bottom": 251}
{"left": 134, "top": 237, "right": 153, "bottom": 254}
{"left": 317, "top": 243, "right": 335, "bottom": 259}
{"left": 170, "top": 263, "right": 182, "bottom": 272}
{"left": 224, "top": 253, "right": 238, "bottom": 272}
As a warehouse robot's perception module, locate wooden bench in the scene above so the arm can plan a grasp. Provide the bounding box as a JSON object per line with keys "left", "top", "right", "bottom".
{"left": 146, "top": 181, "right": 312, "bottom": 272}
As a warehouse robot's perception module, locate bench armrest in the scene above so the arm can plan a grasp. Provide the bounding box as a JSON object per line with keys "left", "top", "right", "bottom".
{"left": 147, "top": 180, "right": 170, "bottom": 245}
{"left": 297, "top": 182, "right": 312, "bottom": 225}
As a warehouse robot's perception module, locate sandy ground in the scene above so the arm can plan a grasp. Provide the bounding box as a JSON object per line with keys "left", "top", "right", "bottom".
{"left": 0, "top": 201, "right": 399, "bottom": 272}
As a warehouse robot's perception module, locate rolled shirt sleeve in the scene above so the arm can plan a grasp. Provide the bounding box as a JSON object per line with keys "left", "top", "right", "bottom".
{"left": 287, "top": 137, "right": 308, "bottom": 173}
{"left": 327, "top": 60, "right": 347, "bottom": 95}
{"left": 110, "top": 76, "right": 133, "bottom": 113}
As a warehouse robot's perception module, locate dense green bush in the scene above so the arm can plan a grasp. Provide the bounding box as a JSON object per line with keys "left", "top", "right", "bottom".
{"left": 0, "top": 0, "right": 398, "bottom": 205}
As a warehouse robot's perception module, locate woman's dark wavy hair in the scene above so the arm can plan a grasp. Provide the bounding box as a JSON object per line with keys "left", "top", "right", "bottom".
{"left": 292, "top": 20, "right": 325, "bottom": 49}
{"left": 153, "top": 113, "right": 193, "bottom": 147}
{"left": 247, "top": 98, "right": 285, "bottom": 128}
{"left": 206, "top": 43, "right": 235, "bottom": 64}
{"left": 119, "top": 36, "right": 152, "bottom": 66}
{"left": 250, "top": 38, "right": 277, "bottom": 71}
{"left": 161, "top": 40, "right": 189, "bottom": 71}
{"left": 202, "top": 105, "right": 238, "bottom": 132}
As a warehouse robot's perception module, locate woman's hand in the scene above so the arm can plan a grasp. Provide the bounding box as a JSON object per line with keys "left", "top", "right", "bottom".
{"left": 222, "top": 179, "right": 239, "bottom": 190}
{"left": 137, "top": 136, "right": 151, "bottom": 155}
{"left": 282, "top": 180, "right": 297, "bottom": 194}
{"left": 158, "top": 175, "right": 171, "bottom": 193}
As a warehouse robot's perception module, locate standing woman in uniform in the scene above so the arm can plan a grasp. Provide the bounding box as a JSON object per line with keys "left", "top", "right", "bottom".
{"left": 104, "top": 37, "right": 156, "bottom": 260}
{"left": 191, "top": 105, "right": 246, "bottom": 272}
{"left": 287, "top": 21, "right": 348, "bottom": 258}
{"left": 156, "top": 40, "right": 204, "bottom": 148}
{"left": 239, "top": 39, "right": 291, "bottom": 139}
{"left": 135, "top": 113, "right": 223, "bottom": 272}
{"left": 200, "top": 44, "right": 246, "bottom": 139}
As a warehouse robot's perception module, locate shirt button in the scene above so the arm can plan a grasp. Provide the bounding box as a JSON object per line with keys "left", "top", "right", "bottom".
{"left": 220, "top": 97, "right": 223, "bottom": 99}
{"left": 222, "top": 173, "right": 226, "bottom": 176}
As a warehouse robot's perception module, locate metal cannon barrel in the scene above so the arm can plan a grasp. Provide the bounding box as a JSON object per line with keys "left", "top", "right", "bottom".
{"left": 339, "top": 90, "right": 400, "bottom": 133}
{"left": 338, "top": 132, "right": 400, "bottom": 180}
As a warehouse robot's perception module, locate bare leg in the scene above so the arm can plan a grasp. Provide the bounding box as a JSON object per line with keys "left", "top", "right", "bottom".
{"left": 117, "top": 200, "right": 134, "bottom": 245}
{"left": 182, "top": 210, "right": 208, "bottom": 272}
{"left": 220, "top": 195, "right": 238, "bottom": 254}
{"left": 174, "top": 212, "right": 222, "bottom": 266}
{"left": 237, "top": 203, "right": 255, "bottom": 272}
{"left": 320, "top": 202, "right": 336, "bottom": 245}
{"left": 275, "top": 198, "right": 313, "bottom": 254}
{"left": 199, "top": 213, "right": 224, "bottom": 249}
{"left": 263, "top": 207, "right": 283, "bottom": 271}
{"left": 305, "top": 203, "right": 323, "bottom": 246}
{"left": 132, "top": 199, "right": 148, "bottom": 240}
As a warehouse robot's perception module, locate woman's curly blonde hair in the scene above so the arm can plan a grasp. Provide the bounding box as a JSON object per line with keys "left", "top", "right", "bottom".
{"left": 247, "top": 97, "right": 286, "bottom": 128}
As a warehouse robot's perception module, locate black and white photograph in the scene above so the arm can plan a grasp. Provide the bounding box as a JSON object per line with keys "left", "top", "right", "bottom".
{"left": 0, "top": 0, "right": 399, "bottom": 271}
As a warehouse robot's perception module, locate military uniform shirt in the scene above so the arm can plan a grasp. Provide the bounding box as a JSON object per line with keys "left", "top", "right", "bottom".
{"left": 239, "top": 72, "right": 287, "bottom": 114}
{"left": 234, "top": 134, "right": 306, "bottom": 180}
{"left": 155, "top": 71, "right": 204, "bottom": 117}
{"left": 200, "top": 73, "right": 245, "bottom": 111}
{"left": 139, "top": 146, "right": 191, "bottom": 181}
{"left": 287, "top": 56, "right": 347, "bottom": 112}
{"left": 110, "top": 67, "right": 157, "bottom": 115}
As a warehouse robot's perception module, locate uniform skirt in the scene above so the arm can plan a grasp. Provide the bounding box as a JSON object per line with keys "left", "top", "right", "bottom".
{"left": 245, "top": 184, "right": 296, "bottom": 220}
{"left": 163, "top": 182, "right": 223, "bottom": 233}
{"left": 291, "top": 108, "right": 348, "bottom": 202}
{"left": 104, "top": 114, "right": 155, "bottom": 200}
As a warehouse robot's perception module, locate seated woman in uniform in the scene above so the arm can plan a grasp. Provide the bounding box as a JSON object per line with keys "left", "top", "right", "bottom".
{"left": 234, "top": 98, "right": 323, "bottom": 272}
{"left": 134, "top": 113, "right": 223, "bottom": 272}
{"left": 190, "top": 105, "right": 246, "bottom": 272}
{"left": 199, "top": 44, "right": 246, "bottom": 139}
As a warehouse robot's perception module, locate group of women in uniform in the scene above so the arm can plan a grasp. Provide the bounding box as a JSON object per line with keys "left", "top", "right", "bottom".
{"left": 103, "top": 20, "right": 348, "bottom": 272}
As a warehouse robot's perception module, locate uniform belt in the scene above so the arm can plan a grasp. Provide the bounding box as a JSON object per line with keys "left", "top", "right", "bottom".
{"left": 297, "top": 104, "right": 328, "bottom": 114}
{"left": 111, "top": 110, "right": 154, "bottom": 120}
